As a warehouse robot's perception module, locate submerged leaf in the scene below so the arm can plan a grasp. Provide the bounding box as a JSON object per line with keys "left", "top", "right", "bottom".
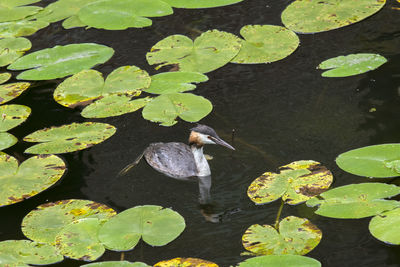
{"left": 0, "top": 104, "right": 31, "bottom": 132}
{"left": 236, "top": 255, "right": 321, "bottom": 267}
{"left": 162, "top": 0, "right": 243, "bottom": 8}
{"left": 0, "top": 82, "right": 30, "bottom": 104}
{"left": 154, "top": 258, "right": 218, "bottom": 267}
{"left": 0, "top": 132, "right": 17, "bottom": 150}
{"left": 145, "top": 72, "right": 208, "bottom": 94}
{"left": 0, "top": 19, "right": 48, "bottom": 38}
{"left": 0, "top": 37, "right": 31, "bottom": 67}
{"left": 369, "top": 207, "right": 400, "bottom": 245}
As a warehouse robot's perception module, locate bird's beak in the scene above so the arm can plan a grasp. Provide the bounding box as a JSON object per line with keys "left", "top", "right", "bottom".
{"left": 210, "top": 136, "right": 235, "bottom": 150}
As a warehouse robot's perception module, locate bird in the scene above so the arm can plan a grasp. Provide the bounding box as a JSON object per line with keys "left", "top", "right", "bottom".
{"left": 119, "top": 124, "right": 235, "bottom": 178}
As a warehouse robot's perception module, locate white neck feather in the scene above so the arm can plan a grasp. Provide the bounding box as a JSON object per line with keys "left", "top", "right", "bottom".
{"left": 191, "top": 145, "right": 211, "bottom": 177}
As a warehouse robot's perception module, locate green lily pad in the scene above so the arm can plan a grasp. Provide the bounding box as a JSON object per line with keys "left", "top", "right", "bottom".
{"left": 83, "top": 261, "right": 151, "bottom": 267}
{"left": 0, "top": 82, "right": 31, "bottom": 104}
{"left": 98, "top": 205, "right": 185, "bottom": 251}
{"left": 318, "top": 53, "right": 387, "bottom": 77}
{"left": 0, "top": 104, "right": 31, "bottom": 132}
{"left": 78, "top": 0, "right": 173, "bottom": 30}
{"left": 0, "top": 132, "right": 17, "bottom": 150}
{"left": 369, "top": 207, "right": 400, "bottom": 245}
{"left": 247, "top": 160, "right": 333, "bottom": 205}
{"left": 146, "top": 30, "right": 241, "bottom": 73}
{"left": 231, "top": 25, "right": 299, "bottom": 64}
{"left": 162, "top": 0, "right": 243, "bottom": 8}
{"left": 0, "top": 240, "right": 63, "bottom": 266}
{"left": 0, "top": 153, "right": 66, "bottom": 207}
{"left": 144, "top": 72, "right": 208, "bottom": 94}
{"left": 142, "top": 93, "right": 212, "bottom": 126}
{"left": 0, "top": 72, "right": 11, "bottom": 84}
{"left": 242, "top": 216, "right": 322, "bottom": 255}
{"left": 0, "top": 0, "right": 42, "bottom": 23}
{"left": 55, "top": 218, "right": 105, "bottom": 261}
{"left": 0, "top": 19, "right": 49, "bottom": 38}
{"left": 54, "top": 66, "right": 150, "bottom": 108}
{"left": 306, "top": 183, "right": 400, "bottom": 219}
{"left": 236, "top": 255, "right": 321, "bottom": 267}
{"left": 336, "top": 144, "right": 400, "bottom": 178}
{"left": 24, "top": 122, "right": 116, "bottom": 154}
{"left": 8, "top": 43, "right": 114, "bottom": 80}
{"left": 22, "top": 199, "right": 116, "bottom": 244}
{"left": 281, "top": 0, "right": 386, "bottom": 33}
{"left": 154, "top": 258, "right": 218, "bottom": 267}
{"left": 0, "top": 37, "right": 31, "bottom": 67}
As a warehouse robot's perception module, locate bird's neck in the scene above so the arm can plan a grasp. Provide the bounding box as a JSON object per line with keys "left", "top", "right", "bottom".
{"left": 190, "top": 145, "right": 211, "bottom": 177}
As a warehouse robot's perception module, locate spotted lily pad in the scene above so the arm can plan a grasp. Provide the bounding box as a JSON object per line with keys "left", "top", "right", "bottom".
{"left": 162, "top": 0, "right": 243, "bottom": 8}
{"left": 98, "top": 205, "right": 185, "bottom": 251}
{"left": 142, "top": 93, "right": 212, "bottom": 126}
{"left": 0, "top": 0, "right": 42, "bottom": 22}
{"left": 146, "top": 30, "right": 241, "bottom": 73}
{"left": 281, "top": 0, "right": 386, "bottom": 33}
{"left": 0, "top": 37, "right": 31, "bottom": 67}
{"left": 306, "top": 183, "right": 400, "bottom": 219}
{"left": 0, "top": 132, "right": 17, "bottom": 150}
{"left": 78, "top": 0, "right": 173, "bottom": 30}
{"left": 82, "top": 261, "right": 151, "bottom": 267}
{"left": 22, "top": 199, "right": 116, "bottom": 244}
{"left": 369, "top": 207, "right": 400, "bottom": 245}
{"left": 0, "top": 19, "right": 49, "bottom": 38}
{"left": 0, "top": 104, "right": 31, "bottom": 131}
{"left": 0, "top": 240, "right": 63, "bottom": 266}
{"left": 24, "top": 122, "right": 116, "bottom": 154}
{"left": 154, "top": 258, "right": 218, "bottom": 267}
{"left": 8, "top": 43, "right": 114, "bottom": 80}
{"left": 0, "top": 82, "right": 31, "bottom": 104}
{"left": 248, "top": 160, "right": 333, "bottom": 205}
{"left": 336, "top": 144, "right": 400, "bottom": 178}
{"left": 0, "top": 72, "right": 11, "bottom": 84}
{"left": 236, "top": 255, "right": 321, "bottom": 267}
{"left": 144, "top": 72, "right": 208, "bottom": 94}
{"left": 242, "top": 216, "right": 322, "bottom": 255}
{"left": 231, "top": 25, "right": 299, "bottom": 64}
{"left": 0, "top": 153, "right": 66, "bottom": 207}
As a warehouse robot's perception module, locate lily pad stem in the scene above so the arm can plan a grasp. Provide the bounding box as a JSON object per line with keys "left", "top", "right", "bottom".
{"left": 274, "top": 199, "right": 285, "bottom": 231}
{"left": 120, "top": 252, "right": 125, "bottom": 261}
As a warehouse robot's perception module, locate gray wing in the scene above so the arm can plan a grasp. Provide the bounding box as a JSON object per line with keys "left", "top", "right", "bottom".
{"left": 144, "top": 142, "right": 198, "bottom": 178}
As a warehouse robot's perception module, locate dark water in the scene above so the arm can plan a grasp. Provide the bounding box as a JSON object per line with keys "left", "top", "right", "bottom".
{"left": 1, "top": 0, "right": 400, "bottom": 266}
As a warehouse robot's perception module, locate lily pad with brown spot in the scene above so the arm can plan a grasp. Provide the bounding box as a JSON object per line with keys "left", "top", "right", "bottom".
{"left": 247, "top": 160, "right": 333, "bottom": 205}
{"left": 0, "top": 104, "right": 31, "bottom": 131}
{"left": 242, "top": 216, "right": 322, "bottom": 255}
{"left": 154, "top": 257, "right": 218, "bottom": 267}
{"left": 22, "top": 199, "right": 116, "bottom": 244}
{"left": 0, "top": 82, "right": 30, "bottom": 104}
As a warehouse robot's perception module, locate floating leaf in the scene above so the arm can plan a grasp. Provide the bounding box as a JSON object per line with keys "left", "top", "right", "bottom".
{"left": 236, "top": 255, "right": 321, "bottom": 267}
{"left": 162, "top": 0, "right": 243, "bottom": 8}
{"left": 0, "top": 153, "right": 65, "bottom": 207}
{"left": 55, "top": 218, "right": 105, "bottom": 261}
{"left": 0, "top": 72, "right": 11, "bottom": 84}
{"left": 0, "top": 37, "right": 31, "bottom": 67}
{"left": 22, "top": 199, "right": 116, "bottom": 244}
{"left": 144, "top": 72, "right": 208, "bottom": 94}
{"left": 98, "top": 205, "right": 185, "bottom": 251}
{"left": 0, "top": 104, "right": 31, "bottom": 132}
{"left": 336, "top": 144, "right": 400, "bottom": 178}
{"left": 8, "top": 43, "right": 114, "bottom": 80}
{"left": 306, "top": 183, "right": 400, "bottom": 219}
{"left": 154, "top": 258, "right": 218, "bottom": 267}
{"left": 0, "top": 0, "right": 42, "bottom": 22}
{"left": 281, "top": 0, "right": 386, "bottom": 33}
{"left": 242, "top": 216, "right": 322, "bottom": 255}
{"left": 78, "top": 0, "right": 173, "bottom": 30}
{"left": 142, "top": 93, "right": 212, "bottom": 126}
{"left": 0, "top": 82, "right": 30, "bottom": 104}
{"left": 247, "top": 160, "right": 333, "bottom": 205}
{"left": 0, "top": 240, "right": 63, "bottom": 266}
{"left": 24, "top": 122, "right": 116, "bottom": 154}
{"left": 146, "top": 30, "right": 241, "bottom": 73}
{"left": 231, "top": 25, "right": 299, "bottom": 64}
{"left": 0, "top": 132, "right": 17, "bottom": 150}
{"left": 82, "top": 261, "right": 151, "bottom": 267}
{"left": 369, "top": 207, "right": 400, "bottom": 245}
{"left": 0, "top": 19, "right": 49, "bottom": 38}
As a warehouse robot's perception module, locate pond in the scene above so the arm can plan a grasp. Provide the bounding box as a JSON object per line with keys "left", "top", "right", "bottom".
{"left": 1, "top": 0, "right": 400, "bottom": 266}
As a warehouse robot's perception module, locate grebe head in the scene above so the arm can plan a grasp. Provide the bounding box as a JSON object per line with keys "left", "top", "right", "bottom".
{"left": 189, "top": 124, "right": 235, "bottom": 150}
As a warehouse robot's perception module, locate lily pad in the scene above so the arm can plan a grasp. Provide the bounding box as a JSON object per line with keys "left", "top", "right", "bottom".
{"left": 242, "top": 216, "right": 322, "bottom": 255}
{"left": 154, "top": 258, "right": 218, "bottom": 267}
{"left": 0, "top": 104, "right": 31, "bottom": 132}
{"left": 336, "top": 144, "right": 400, "bottom": 178}
{"left": 0, "top": 0, "right": 42, "bottom": 22}
{"left": 24, "top": 122, "right": 116, "bottom": 154}
{"left": 82, "top": 262, "right": 151, "bottom": 267}
{"left": 8, "top": 43, "right": 114, "bottom": 80}
{"left": 0, "top": 72, "right": 11, "bottom": 84}
{"left": 236, "top": 255, "right": 321, "bottom": 267}
{"left": 318, "top": 53, "right": 387, "bottom": 77}
{"left": 78, "top": 0, "right": 173, "bottom": 30}
{"left": 231, "top": 25, "right": 300, "bottom": 64}
{"left": 306, "top": 183, "right": 400, "bottom": 219}
{"left": 0, "top": 153, "right": 66, "bottom": 207}
{"left": 146, "top": 30, "right": 241, "bottom": 73}
{"left": 144, "top": 72, "right": 208, "bottom": 94}
{"left": 142, "top": 93, "right": 212, "bottom": 126}
{"left": 22, "top": 199, "right": 116, "bottom": 244}
{"left": 247, "top": 160, "right": 333, "bottom": 205}
{"left": 98, "top": 205, "right": 185, "bottom": 251}
{"left": 162, "top": 0, "right": 243, "bottom": 8}
{"left": 55, "top": 218, "right": 105, "bottom": 261}
{"left": 369, "top": 207, "right": 400, "bottom": 245}
{"left": 0, "top": 132, "right": 17, "bottom": 150}
{"left": 281, "top": 0, "right": 386, "bottom": 33}
{"left": 0, "top": 19, "right": 49, "bottom": 38}
{"left": 0, "top": 240, "right": 63, "bottom": 266}
{"left": 0, "top": 82, "right": 31, "bottom": 104}
{"left": 0, "top": 37, "right": 31, "bottom": 67}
